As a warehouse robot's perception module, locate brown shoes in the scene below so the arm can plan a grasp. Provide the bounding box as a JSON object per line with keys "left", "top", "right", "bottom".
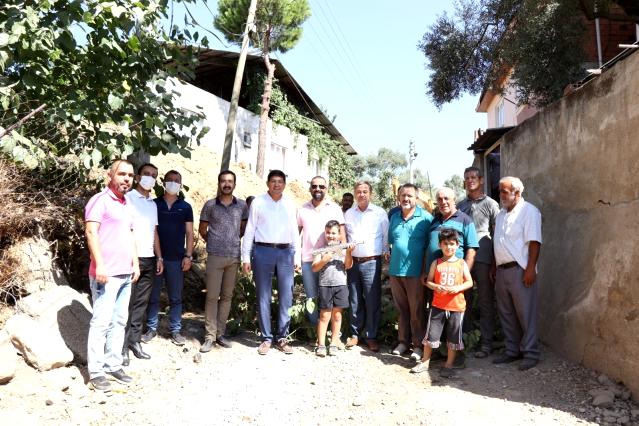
{"left": 345, "top": 337, "right": 359, "bottom": 349}
{"left": 275, "top": 339, "right": 293, "bottom": 354}
{"left": 257, "top": 341, "right": 271, "bottom": 355}
{"left": 367, "top": 339, "right": 380, "bottom": 352}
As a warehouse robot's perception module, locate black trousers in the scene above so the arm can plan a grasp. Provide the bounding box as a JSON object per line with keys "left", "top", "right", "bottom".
{"left": 124, "top": 257, "right": 156, "bottom": 349}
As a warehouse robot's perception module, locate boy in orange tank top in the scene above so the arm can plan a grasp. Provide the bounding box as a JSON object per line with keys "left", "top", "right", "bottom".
{"left": 410, "top": 228, "right": 473, "bottom": 377}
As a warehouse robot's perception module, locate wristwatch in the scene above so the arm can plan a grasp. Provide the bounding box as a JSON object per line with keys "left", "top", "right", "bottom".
{"left": 184, "top": 254, "right": 193, "bottom": 261}
{"left": 157, "top": 257, "right": 164, "bottom": 262}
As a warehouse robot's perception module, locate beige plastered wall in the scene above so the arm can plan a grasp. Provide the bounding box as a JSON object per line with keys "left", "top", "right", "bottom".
{"left": 498, "top": 51, "right": 639, "bottom": 399}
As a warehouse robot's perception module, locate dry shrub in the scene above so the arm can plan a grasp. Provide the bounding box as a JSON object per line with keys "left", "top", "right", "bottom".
{"left": 0, "top": 158, "right": 91, "bottom": 304}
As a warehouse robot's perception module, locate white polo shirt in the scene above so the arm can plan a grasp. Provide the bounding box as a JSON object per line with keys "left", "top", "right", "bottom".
{"left": 125, "top": 188, "right": 158, "bottom": 258}
{"left": 344, "top": 203, "right": 389, "bottom": 258}
{"left": 494, "top": 198, "right": 542, "bottom": 269}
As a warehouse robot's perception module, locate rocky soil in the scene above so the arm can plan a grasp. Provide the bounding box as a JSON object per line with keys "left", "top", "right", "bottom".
{"left": 2, "top": 311, "right": 637, "bottom": 426}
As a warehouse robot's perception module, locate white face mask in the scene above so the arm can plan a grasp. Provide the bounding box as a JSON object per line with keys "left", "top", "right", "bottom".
{"left": 139, "top": 175, "right": 156, "bottom": 191}
{"left": 165, "top": 181, "right": 181, "bottom": 195}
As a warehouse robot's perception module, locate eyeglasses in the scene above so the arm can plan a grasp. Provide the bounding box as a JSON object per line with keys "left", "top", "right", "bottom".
{"left": 311, "top": 185, "right": 326, "bottom": 190}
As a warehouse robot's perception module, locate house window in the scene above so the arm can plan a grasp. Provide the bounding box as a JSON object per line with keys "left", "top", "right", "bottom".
{"left": 309, "top": 158, "right": 320, "bottom": 176}
{"left": 242, "top": 132, "right": 252, "bottom": 148}
{"left": 496, "top": 99, "right": 505, "bottom": 128}
{"left": 271, "top": 143, "right": 286, "bottom": 171}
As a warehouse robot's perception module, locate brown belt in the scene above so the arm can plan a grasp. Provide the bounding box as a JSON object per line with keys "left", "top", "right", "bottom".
{"left": 352, "top": 255, "right": 381, "bottom": 264}
{"left": 498, "top": 261, "right": 519, "bottom": 269}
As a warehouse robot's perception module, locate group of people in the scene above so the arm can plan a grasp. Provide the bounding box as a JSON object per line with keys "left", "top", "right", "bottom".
{"left": 84, "top": 159, "right": 542, "bottom": 392}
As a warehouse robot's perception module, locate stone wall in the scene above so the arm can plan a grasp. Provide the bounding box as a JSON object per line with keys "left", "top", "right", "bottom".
{"left": 498, "top": 51, "right": 639, "bottom": 398}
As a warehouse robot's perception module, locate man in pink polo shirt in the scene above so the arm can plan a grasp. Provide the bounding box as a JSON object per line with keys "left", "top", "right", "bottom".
{"left": 297, "top": 176, "right": 345, "bottom": 326}
{"left": 85, "top": 159, "right": 139, "bottom": 392}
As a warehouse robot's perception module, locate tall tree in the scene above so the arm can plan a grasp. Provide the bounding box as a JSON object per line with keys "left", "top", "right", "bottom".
{"left": 215, "top": 0, "right": 310, "bottom": 177}
{"left": 443, "top": 174, "right": 466, "bottom": 202}
{"left": 0, "top": 0, "right": 208, "bottom": 173}
{"left": 418, "top": 0, "right": 601, "bottom": 108}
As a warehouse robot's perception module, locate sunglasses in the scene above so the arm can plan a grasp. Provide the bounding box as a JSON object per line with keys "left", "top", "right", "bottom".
{"left": 311, "top": 184, "right": 326, "bottom": 190}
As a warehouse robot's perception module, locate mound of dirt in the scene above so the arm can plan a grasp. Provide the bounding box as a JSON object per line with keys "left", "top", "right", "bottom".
{"left": 152, "top": 146, "right": 310, "bottom": 220}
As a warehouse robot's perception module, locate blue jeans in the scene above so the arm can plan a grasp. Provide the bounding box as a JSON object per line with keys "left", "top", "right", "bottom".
{"left": 253, "top": 245, "right": 294, "bottom": 342}
{"left": 147, "top": 260, "right": 183, "bottom": 334}
{"left": 347, "top": 259, "right": 382, "bottom": 340}
{"left": 301, "top": 261, "right": 319, "bottom": 326}
{"left": 87, "top": 274, "right": 132, "bottom": 379}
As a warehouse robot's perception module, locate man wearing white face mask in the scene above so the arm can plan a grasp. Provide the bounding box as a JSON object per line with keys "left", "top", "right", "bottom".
{"left": 143, "top": 169, "right": 194, "bottom": 346}
{"left": 122, "top": 163, "right": 164, "bottom": 365}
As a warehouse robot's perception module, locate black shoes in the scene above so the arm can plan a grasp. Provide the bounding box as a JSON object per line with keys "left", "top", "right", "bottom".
{"left": 107, "top": 369, "right": 133, "bottom": 384}
{"left": 216, "top": 336, "right": 232, "bottom": 348}
{"left": 141, "top": 329, "right": 157, "bottom": 343}
{"left": 518, "top": 358, "right": 539, "bottom": 371}
{"left": 89, "top": 376, "right": 112, "bottom": 392}
{"left": 492, "top": 353, "right": 521, "bottom": 364}
{"left": 129, "top": 342, "right": 151, "bottom": 360}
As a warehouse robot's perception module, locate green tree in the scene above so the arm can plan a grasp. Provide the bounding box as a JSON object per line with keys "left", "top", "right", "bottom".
{"left": 215, "top": 0, "right": 310, "bottom": 178}
{"left": 0, "top": 0, "right": 208, "bottom": 173}
{"left": 443, "top": 174, "right": 466, "bottom": 202}
{"left": 353, "top": 148, "right": 409, "bottom": 210}
{"left": 417, "top": 0, "right": 610, "bottom": 108}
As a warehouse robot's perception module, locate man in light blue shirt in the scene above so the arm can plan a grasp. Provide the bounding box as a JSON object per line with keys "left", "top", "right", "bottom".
{"left": 387, "top": 184, "right": 433, "bottom": 360}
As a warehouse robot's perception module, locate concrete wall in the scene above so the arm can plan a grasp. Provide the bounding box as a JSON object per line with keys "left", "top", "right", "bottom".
{"left": 498, "top": 51, "right": 639, "bottom": 398}
{"left": 167, "top": 78, "right": 328, "bottom": 184}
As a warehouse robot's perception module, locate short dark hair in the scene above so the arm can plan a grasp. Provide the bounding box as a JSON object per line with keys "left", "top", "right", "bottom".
{"left": 164, "top": 169, "right": 181, "bottom": 181}
{"left": 342, "top": 192, "right": 353, "bottom": 198}
{"left": 218, "top": 170, "right": 236, "bottom": 184}
{"left": 354, "top": 181, "right": 372, "bottom": 193}
{"left": 400, "top": 183, "right": 419, "bottom": 193}
{"left": 438, "top": 228, "right": 459, "bottom": 243}
{"left": 267, "top": 169, "right": 286, "bottom": 183}
{"left": 137, "top": 163, "right": 158, "bottom": 175}
{"left": 325, "top": 220, "right": 340, "bottom": 230}
{"left": 464, "top": 166, "right": 483, "bottom": 178}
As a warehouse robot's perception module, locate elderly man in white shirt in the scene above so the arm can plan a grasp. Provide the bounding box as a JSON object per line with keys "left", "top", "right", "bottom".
{"left": 242, "top": 170, "right": 301, "bottom": 356}
{"left": 344, "top": 181, "right": 389, "bottom": 352}
{"left": 492, "top": 176, "right": 542, "bottom": 371}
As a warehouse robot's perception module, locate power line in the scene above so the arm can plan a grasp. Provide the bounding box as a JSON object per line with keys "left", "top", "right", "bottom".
{"left": 312, "top": 0, "right": 371, "bottom": 92}
{"left": 305, "top": 20, "right": 360, "bottom": 97}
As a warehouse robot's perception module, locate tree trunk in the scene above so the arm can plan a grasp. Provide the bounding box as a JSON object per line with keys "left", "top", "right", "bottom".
{"left": 256, "top": 32, "right": 276, "bottom": 179}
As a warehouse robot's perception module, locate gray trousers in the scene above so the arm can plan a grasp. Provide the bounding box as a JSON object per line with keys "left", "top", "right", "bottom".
{"left": 472, "top": 262, "right": 495, "bottom": 351}
{"left": 205, "top": 254, "right": 239, "bottom": 340}
{"left": 495, "top": 265, "right": 540, "bottom": 360}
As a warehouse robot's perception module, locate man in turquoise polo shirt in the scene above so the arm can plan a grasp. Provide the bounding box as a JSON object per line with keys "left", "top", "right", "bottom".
{"left": 386, "top": 183, "right": 433, "bottom": 361}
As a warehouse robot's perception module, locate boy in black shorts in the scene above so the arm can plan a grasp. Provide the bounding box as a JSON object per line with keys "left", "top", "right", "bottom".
{"left": 312, "top": 220, "right": 354, "bottom": 357}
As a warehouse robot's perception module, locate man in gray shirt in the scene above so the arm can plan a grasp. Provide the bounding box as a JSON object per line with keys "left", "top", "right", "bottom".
{"left": 198, "top": 170, "right": 248, "bottom": 352}
{"left": 457, "top": 166, "right": 500, "bottom": 358}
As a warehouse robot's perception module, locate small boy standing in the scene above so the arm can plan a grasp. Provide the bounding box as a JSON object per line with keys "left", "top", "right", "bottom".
{"left": 312, "top": 220, "right": 354, "bottom": 357}
{"left": 411, "top": 228, "right": 473, "bottom": 377}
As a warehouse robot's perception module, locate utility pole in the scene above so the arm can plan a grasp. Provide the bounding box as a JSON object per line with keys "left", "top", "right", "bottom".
{"left": 408, "top": 139, "right": 417, "bottom": 184}
{"left": 220, "top": 0, "right": 258, "bottom": 172}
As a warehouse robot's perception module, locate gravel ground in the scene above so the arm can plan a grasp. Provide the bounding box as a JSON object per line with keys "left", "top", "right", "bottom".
{"left": 1, "top": 312, "right": 637, "bottom": 426}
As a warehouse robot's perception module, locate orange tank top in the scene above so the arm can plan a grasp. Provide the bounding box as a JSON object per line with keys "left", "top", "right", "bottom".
{"left": 432, "top": 258, "right": 466, "bottom": 312}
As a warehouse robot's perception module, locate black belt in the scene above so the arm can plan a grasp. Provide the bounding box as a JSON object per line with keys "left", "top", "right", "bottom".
{"left": 352, "top": 255, "right": 381, "bottom": 263}
{"left": 498, "top": 261, "right": 519, "bottom": 269}
{"left": 255, "top": 242, "right": 291, "bottom": 249}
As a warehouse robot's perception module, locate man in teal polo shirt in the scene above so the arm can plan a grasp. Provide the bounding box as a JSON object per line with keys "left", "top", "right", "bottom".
{"left": 386, "top": 183, "right": 433, "bottom": 361}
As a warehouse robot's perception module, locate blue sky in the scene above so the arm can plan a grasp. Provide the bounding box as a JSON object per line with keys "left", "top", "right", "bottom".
{"left": 174, "top": 1, "right": 486, "bottom": 187}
